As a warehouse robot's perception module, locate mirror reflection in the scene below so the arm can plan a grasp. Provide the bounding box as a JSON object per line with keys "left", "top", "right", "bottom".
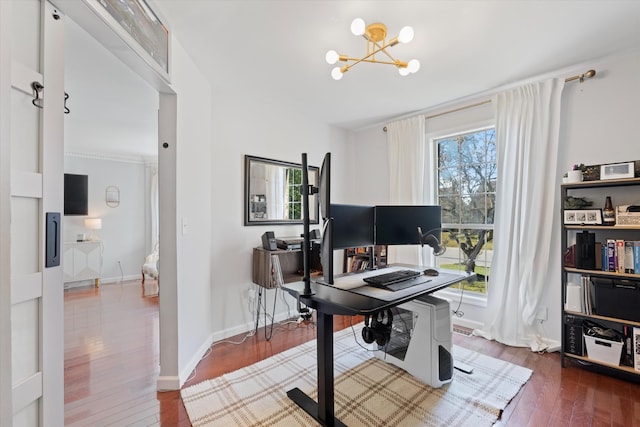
{"left": 245, "top": 155, "right": 319, "bottom": 225}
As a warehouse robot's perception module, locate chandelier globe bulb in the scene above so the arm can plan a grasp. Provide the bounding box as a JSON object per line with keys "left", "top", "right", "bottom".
{"left": 331, "top": 67, "right": 344, "bottom": 80}
{"left": 325, "top": 50, "right": 339, "bottom": 65}
{"left": 398, "top": 67, "right": 410, "bottom": 76}
{"left": 398, "top": 26, "right": 414, "bottom": 43}
{"left": 350, "top": 18, "right": 365, "bottom": 36}
{"left": 408, "top": 59, "right": 420, "bottom": 73}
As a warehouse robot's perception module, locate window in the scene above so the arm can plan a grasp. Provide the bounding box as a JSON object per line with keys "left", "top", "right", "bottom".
{"left": 286, "top": 168, "right": 302, "bottom": 220}
{"left": 435, "top": 127, "right": 496, "bottom": 294}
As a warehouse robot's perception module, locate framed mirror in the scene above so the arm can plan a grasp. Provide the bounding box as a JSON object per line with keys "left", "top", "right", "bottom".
{"left": 245, "top": 155, "right": 319, "bottom": 226}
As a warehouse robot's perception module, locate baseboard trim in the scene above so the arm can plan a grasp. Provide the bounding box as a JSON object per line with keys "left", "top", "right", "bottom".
{"left": 451, "top": 317, "right": 484, "bottom": 331}
{"left": 156, "top": 375, "right": 180, "bottom": 392}
{"left": 178, "top": 335, "right": 215, "bottom": 389}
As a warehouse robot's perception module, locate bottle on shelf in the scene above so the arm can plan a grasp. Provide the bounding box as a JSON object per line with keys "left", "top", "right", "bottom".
{"left": 603, "top": 196, "right": 616, "bottom": 226}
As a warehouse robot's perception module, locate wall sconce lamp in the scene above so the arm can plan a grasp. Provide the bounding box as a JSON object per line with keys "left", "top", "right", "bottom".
{"left": 326, "top": 18, "right": 420, "bottom": 80}
{"left": 106, "top": 186, "right": 120, "bottom": 208}
{"left": 84, "top": 218, "right": 102, "bottom": 241}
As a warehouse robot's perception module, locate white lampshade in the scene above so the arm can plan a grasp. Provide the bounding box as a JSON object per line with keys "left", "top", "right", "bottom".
{"left": 84, "top": 218, "right": 102, "bottom": 230}
{"left": 398, "top": 66, "right": 410, "bottom": 76}
{"left": 398, "top": 26, "right": 414, "bottom": 43}
{"left": 350, "top": 18, "right": 365, "bottom": 36}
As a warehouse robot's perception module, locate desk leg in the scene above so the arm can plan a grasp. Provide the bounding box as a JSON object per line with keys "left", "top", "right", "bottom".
{"left": 286, "top": 311, "right": 346, "bottom": 427}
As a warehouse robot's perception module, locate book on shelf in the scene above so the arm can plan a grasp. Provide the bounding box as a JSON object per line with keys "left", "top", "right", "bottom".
{"left": 606, "top": 239, "right": 616, "bottom": 272}
{"left": 271, "top": 254, "right": 284, "bottom": 287}
{"left": 348, "top": 257, "right": 369, "bottom": 271}
{"left": 634, "top": 327, "right": 640, "bottom": 371}
{"left": 582, "top": 275, "right": 593, "bottom": 315}
{"left": 597, "top": 239, "right": 640, "bottom": 273}
{"left": 617, "top": 240, "right": 625, "bottom": 273}
{"left": 625, "top": 241, "right": 635, "bottom": 274}
{"left": 623, "top": 325, "right": 634, "bottom": 367}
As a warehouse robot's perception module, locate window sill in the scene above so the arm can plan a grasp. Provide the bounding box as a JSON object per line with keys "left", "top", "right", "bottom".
{"left": 434, "top": 288, "right": 487, "bottom": 308}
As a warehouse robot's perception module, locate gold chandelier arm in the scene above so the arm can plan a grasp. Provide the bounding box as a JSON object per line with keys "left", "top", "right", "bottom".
{"left": 371, "top": 39, "right": 402, "bottom": 65}
{"left": 345, "top": 58, "right": 407, "bottom": 66}
{"left": 345, "top": 38, "right": 401, "bottom": 69}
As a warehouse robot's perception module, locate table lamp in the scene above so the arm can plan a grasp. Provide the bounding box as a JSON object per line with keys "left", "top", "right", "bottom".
{"left": 84, "top": 218, "right": 102, "bottom": 241}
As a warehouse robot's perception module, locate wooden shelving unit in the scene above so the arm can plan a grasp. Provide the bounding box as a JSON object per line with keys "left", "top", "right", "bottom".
{"left": 561, "top": 176, "right": 640, "bottom": 378}
{"left": 343, "top": 245, "right": 387, "bottom": 273}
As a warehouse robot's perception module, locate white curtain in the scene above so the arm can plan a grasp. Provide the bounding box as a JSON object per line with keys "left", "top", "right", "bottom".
{"left": 266, "top": 165, "right": 286, "bottom": 220}
{"left": 475, "top": 78, "right": 564, "bottom": 351}
{"left": 386, "top": 116, "right": 427, "bottom": 265}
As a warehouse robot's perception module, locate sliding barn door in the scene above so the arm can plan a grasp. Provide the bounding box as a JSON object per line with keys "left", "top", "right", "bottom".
{"left": 1, "top": 0, "right": 65, "bottom": 425}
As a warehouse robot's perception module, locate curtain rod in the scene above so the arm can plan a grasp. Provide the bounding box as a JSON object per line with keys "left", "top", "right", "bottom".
{"left": 382, "top": 69, "right": 597, "bottom": 132}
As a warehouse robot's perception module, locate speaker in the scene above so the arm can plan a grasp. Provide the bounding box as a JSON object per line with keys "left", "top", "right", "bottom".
{"left": 262, "top": 231, "right": 277, "bottom": 250}
{"left": 576, "top": 231, "right": 595, "bottom": 269}
{"left": 564, "top": 315, "right": 584, "bottom": 356}
{"left": 362, "top": 309, "right": 393, "bottom": 346}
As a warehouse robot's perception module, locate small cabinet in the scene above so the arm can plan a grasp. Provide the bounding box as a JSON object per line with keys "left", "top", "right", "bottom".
{"left": 252, "top": 245, "right": 322, "bottom": 288}
{"left": 560, "top": 177, "right": 640, "bottom": 377}
{"left": 63, "top": 241, "right": 102, "bottom": 288}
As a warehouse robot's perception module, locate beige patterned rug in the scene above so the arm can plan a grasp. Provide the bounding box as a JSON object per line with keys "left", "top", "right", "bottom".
{"left": 181, "top": 326, "right": 531, "bottom": 426}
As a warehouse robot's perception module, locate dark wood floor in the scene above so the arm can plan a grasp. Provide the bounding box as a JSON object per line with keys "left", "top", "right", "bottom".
{"left": 64, "top": 280, "right": 640, "bottom": 426}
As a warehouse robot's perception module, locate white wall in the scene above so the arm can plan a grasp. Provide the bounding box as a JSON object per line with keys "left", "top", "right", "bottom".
{"left": 349, "top": 49, "right": 640, "bottom": 343}
{"left": 208, "top": 84, "right": 350, "bottom": 340}
{"left": 164, "top": 36, "right": 214, "bottom": 384}
{"left": 63, "top": 154, "right": 148, "bottom": 283}
{"left": 64, "top": 18, "right": 158, "bottom": 158}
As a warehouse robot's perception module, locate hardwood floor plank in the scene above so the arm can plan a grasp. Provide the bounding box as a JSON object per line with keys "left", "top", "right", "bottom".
{"left": 65, "top": 281, "right": 637, "bottom": 426}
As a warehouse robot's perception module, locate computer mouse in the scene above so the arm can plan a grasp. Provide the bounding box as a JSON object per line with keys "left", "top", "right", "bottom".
{"left": 423, "top": 268, "right": 439, "bottom": 277}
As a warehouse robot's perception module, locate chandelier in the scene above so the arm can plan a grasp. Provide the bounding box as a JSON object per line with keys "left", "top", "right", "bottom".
{"left": 326, "top": 18, "right": 420, "bottom": 80}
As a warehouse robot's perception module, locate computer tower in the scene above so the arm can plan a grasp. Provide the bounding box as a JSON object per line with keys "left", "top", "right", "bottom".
{"left": 374, "top": 295, "right": 453, "bottom": 388}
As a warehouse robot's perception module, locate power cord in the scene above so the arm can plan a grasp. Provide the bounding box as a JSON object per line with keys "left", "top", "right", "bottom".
{"left": 452, "top": 280, "right": 465, "bottom": 318}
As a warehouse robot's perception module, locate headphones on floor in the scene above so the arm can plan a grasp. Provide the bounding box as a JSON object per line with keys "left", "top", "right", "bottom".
{"left": 362, "top": 308, "right": 393, "bottom": 346}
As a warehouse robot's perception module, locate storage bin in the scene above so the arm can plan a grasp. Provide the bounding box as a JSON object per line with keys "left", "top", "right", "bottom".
{"left": 593, "top": 277, "right": 640, "bottom": 322}
{"left": 584, "top": 334, "right": 623, "bottom": 365}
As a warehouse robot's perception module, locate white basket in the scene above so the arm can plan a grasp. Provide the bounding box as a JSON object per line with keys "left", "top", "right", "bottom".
{"left": 584, "top": 334, "right": 622, "bottom": 365}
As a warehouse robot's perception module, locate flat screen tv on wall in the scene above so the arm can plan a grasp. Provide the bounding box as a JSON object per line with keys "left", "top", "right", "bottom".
{"left": 64, "top": 173, "right": 88, "bottom": 216}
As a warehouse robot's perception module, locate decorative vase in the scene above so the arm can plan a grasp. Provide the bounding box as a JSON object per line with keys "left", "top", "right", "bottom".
{"left": 567, "top": 170, "right": 583, "bottom": 183}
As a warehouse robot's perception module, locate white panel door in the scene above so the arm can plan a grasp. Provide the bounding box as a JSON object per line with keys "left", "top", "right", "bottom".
{"left": 2, "top": 0, "right": 65, "bottom": 425}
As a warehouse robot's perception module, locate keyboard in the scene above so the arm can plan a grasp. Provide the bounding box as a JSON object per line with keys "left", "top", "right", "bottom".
{"left": 363, "top": 269, "right": 421, "bottom": 287}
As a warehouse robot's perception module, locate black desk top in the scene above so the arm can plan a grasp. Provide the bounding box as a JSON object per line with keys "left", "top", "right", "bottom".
{"left": 282, "top": 267, "right": 473, "bottom": 316}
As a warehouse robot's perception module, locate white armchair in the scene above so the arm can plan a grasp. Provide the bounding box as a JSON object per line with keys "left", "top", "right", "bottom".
{"left": 141, "top": 243, "right": 159, "bottom": 284}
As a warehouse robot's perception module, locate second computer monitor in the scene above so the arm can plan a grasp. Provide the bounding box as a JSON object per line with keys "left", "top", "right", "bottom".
{"left": 375, "top": 205, "right": 442, "bottom": 245}
{"left": 330, "top": 204, "right": 375, "bottom": 250}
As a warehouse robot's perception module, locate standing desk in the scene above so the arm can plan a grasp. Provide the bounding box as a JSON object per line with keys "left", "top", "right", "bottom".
{"left": 282, "top": 267, "right": 472, "bottom": 427}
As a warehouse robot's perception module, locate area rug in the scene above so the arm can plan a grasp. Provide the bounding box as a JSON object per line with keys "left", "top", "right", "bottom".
{"left": 181, "top": 326, "right": 531, "bottom": 426}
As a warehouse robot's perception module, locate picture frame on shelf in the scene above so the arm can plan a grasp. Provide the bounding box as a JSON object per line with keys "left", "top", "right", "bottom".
{"left": 600, "top": 162, "right": 635, "bottom": 180}
{"left": 564, "top": 209, "right": 603, "bottom": 225}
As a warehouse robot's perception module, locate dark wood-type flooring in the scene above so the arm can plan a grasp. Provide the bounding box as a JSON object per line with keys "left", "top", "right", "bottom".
{"left": 64, "top": 280, "right": 640, "bottom": 426}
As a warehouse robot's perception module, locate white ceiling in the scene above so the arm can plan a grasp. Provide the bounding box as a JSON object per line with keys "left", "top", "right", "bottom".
{"left": 152, "top": 0, "right": 640, "bottom": 130}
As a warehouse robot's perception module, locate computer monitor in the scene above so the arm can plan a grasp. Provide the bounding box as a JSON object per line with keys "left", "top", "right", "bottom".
{"left": 330, "top": 204, "right": 375, "bottom": 250}
{"left": 375, "top": 205, "right": 442, "bottom": 246}
{"left": 300, "top": 153, "right": 313, "bottom": 296}
{"left": 318, "top": 153, "right": 333, "bottom": 284}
